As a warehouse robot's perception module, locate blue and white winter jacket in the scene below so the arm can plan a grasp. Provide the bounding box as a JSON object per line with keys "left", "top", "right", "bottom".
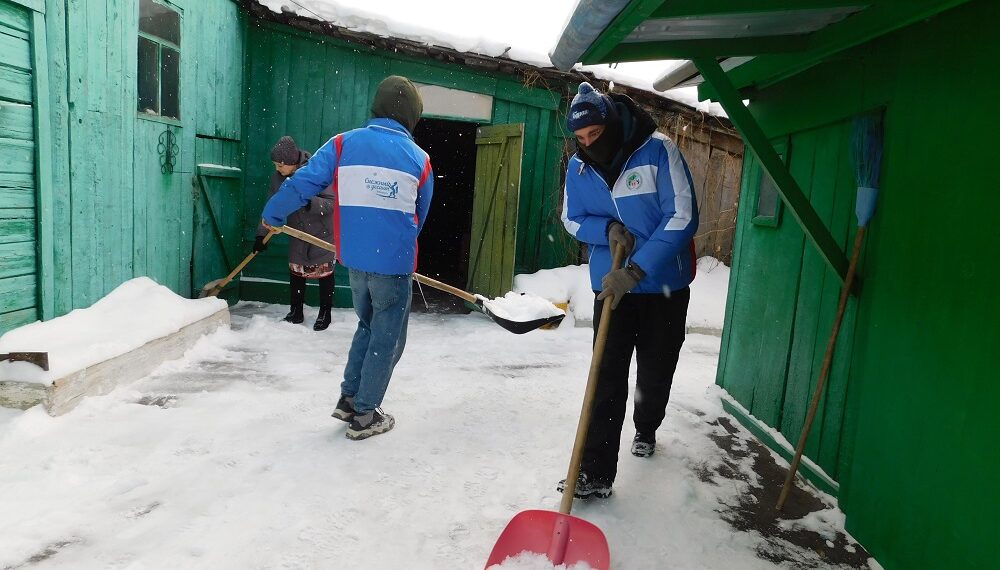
{"left": 562, "top": 128, "right": 699, "bottom": 295}
{"left": 262, "top": 118, "right": 434, "bottom": 276}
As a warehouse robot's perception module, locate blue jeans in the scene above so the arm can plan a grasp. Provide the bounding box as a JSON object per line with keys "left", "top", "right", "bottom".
{"left": 341, "top": 269, "right": 412, "bottom": 413}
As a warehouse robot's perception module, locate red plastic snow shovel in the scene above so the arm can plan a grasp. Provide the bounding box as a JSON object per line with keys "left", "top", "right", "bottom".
{"left": 272, "top": 225, "right": 565, "bottom": 334}
{"left": 484, "top": 244, "right": 626, "bottom": 569}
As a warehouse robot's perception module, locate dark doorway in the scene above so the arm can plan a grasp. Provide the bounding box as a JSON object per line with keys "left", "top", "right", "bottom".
{"left": 412, "top": 118, "right": 479, "bottom": 313}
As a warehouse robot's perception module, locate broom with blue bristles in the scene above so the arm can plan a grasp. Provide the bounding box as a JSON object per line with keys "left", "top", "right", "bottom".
{"left": 778, "top": 114, "right": 884, "bottom": 509}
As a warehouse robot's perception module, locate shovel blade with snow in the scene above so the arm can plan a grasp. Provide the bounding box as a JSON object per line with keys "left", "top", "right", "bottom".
{"left": 0, "top": 352, "right": 49, "bottom": 371}
{"left": 485, "top": 510, "right": 610, "bottom": 569}
{"left": 273, "top": 225, "right": 565, "bottom": 334}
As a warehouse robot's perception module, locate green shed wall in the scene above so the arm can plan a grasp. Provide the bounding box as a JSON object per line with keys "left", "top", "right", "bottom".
{"left": 717, "top": 2, "right": 1000, "bottom": 567}
{"left": 239, "top": 20, "right": 574, "bottom": 306}
{"left": 19, "top": 0, "right": 246, "bottom": 332}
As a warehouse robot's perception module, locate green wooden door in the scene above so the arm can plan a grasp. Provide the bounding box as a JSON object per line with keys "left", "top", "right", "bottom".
{"left": 192, "top": 164, "right": 243, "bottom": 301}
{"left": 0, "top": 0, "right": 38, "bottom": 333}
{"left": 467, "top": 123, "right": 523, "bottom": 299}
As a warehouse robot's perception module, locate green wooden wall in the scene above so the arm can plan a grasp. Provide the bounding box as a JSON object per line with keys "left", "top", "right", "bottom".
{"left": 240, "top": 21, "right": 574, "bottom": 306}
{"left": 0, "top": 0, "right": 41, "bottom": 333}
{"left": 717, "top": 1, "right": 1000, "bottom": 567}
{"left": 26, "top": 0, "right": 246, "bottom": 331}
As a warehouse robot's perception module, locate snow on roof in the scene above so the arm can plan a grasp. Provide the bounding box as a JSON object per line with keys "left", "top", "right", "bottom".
{"left": 255, "top": 0, "right": 726, "bottom": 116}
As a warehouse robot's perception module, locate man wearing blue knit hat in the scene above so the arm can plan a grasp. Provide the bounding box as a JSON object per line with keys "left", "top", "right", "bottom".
{"left": 559, "top": 81, "right": 699, "bottom": 499}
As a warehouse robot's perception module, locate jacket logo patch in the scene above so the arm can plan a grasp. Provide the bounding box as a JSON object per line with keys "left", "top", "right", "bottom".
{"left": 626, "top": 172, "right": 642, "bottom": 190}
{"left": 364, "top": 177, "right": 399, "bottom": 199}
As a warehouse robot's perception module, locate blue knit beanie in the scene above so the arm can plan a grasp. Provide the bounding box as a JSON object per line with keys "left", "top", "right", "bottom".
{"left": 567, "top": 82, "right": 610, "bottom": 132}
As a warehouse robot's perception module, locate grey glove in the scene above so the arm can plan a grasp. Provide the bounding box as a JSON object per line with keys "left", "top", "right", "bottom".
{"left": 607, "top": 221, "right": 635, "bottom": 255}
{"left": 596, "top": 263, "right": 646, "bottom": 309}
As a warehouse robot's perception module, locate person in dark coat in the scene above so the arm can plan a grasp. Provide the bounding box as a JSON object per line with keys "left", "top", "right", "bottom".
{"left": 254, "top": 136, "right": 338, "bottom": 331}
{"left": 558, "top": 82, "right": 699, "bottom": 499}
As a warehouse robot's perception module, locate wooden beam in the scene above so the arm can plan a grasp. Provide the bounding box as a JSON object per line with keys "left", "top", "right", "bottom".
{"left": 726, "top": 0, "right": 974, "bottom": 92}
{"left": 32, "top": 11, "right": 54, "bottom": 320}
{"left": 596, "top": 35, "right": 809, "bottom": 63}
{"left": 693, "top": 58, "right": 849, "bottom": 283}
{"left": 650, "top": 0, "right": 866, "bottom": 19}
{"left": 583, "top": 0, "right": 665, "bottom": 64}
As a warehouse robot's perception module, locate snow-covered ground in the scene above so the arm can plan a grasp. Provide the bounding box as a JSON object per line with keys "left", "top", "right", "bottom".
{"left": 0, "top": 289, "right": 865, "bottom": 568}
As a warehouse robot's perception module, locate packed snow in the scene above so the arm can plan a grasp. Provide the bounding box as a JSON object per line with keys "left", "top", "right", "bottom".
{"left": 254, "top": 0, "right": 725, "bottom": 115}
{"left": 480, "top": 292, "right": 566, "bottom": 322}
{"left": 0, "top": 278, "right": 226, "bottom": 385}
{"left": 0, "top": 267, "right": 865, "bottom": 568}
{"left": 487, "top": 552, "right": 593, "bottom": 569}
{"left": 687, "top": 257, "right": 731, "bottom": 331}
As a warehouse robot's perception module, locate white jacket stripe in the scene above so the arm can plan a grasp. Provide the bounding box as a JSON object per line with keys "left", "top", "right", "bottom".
{"left": 661, "top": 136, "right": 694, "bottom": 231}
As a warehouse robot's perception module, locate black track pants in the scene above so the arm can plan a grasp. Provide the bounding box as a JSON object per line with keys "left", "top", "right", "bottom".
{"left": 581, "top": 288, "right": 690, "bottom": 484}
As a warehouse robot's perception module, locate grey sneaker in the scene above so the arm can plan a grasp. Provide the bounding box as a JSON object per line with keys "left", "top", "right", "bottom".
{"left": 631, "top": 432, "right": 655, "bottom": 457}
{"left": 346, "top": 408, "right": 395, "bottom": 440}
{"left": 331, "top": 395, "right": 356, "bottom": 422}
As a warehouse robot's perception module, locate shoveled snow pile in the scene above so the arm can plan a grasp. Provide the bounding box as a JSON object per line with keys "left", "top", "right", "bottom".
{"left": 0, "top": 278, "right": 226, "bottom": 385}
{"left": 487, "top": 552, "right": 593, "bottom": 569}
{"left": 480, "top": 292, "right": 565, "bottom": 322}
{"left": 513, "top": 257, "right": 731, "bottom": 329}
{"left": 513, "top": 265, "right": 593, "bottom": 321}
{"left": 687, "top": 257, "right": 731, "bottom": 331}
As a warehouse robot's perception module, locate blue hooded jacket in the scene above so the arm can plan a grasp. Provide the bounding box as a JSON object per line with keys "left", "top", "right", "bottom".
{"left": 262, "top": 118, "right": 434, "bottom": 276}
{"left": 562, "top": 101, "right": 698, "bottom": 294}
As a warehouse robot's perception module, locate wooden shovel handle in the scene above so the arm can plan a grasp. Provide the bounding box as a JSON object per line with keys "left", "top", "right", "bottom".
{"left": 412, "top": 273, "right": 477, "bottom": 304}
{"left": 276, "top": 225, "right": 479, "bottom": 304}
{"left": 559, "top": 243, "right": 626, "bottom": 514}
{"left": 217, "top": 228, "right": 278, "bottom": 290}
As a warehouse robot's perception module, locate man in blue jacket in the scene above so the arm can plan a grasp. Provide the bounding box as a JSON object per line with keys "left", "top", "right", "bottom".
{"left": 262, "top": 76, "right": 433, "bottom": 440}
{"left": 558, "top": 82, "right": 698, "bottom": 498}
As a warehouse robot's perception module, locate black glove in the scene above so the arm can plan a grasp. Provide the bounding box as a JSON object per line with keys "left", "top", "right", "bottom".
{"left": 607, "top": 221, "right": 635, "bottom": 255}
{"left": 596, "top": 263, "right": 645, "bottom": 309}
{"left": 303, "top": 199, "right": 312, "bottom": 212}
{"left": 252, "top": 236, "right": 268, "bottom": 253}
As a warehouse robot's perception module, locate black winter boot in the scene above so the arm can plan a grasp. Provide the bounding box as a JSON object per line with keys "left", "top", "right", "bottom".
{"left": 313, "top": 274, "right": 335, "bottom": 331}
{"left": 284, "top": 273, "right": 306, "bottom": 324}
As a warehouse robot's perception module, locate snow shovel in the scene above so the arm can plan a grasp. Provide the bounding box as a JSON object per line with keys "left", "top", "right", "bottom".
{"left": 483, "top": 244, "right": 625, "bottom": 569}
{"left": 198, "top": 228, "right": 279, "bottom": 298}
{"left": 272, "top": 225, "right": 565, "bottom": 334}
{"left": 0, "top": 352, "right": 49, "bottom": 370}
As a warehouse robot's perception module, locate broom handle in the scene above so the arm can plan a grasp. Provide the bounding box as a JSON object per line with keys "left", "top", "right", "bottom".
{"left": 560, "top": 243, "right": 626, "bottom": 515}
{"left": 777, "top": 226, "right": 866, "bottom": 510}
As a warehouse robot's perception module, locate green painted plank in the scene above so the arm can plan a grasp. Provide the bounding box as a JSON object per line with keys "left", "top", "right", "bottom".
{"left": 0, "top": 273, "right": 35, "bottom": 312}
{"left": 694, "top": 58, "right": 849, "bottom": 284}
{"left": 0, "top": 240, "right": 35, "bottom": 277}
{"left": 0, "top": 100, "right": 33, "bottom": 141}
{"left": 0, "top": 214, "right": 34, "bottom": 243}
{"left": 494, "top": 79, "right": 559, "bottom": 111}
{"left": 781, "top": 126, "right": 839, "bottom": 460}
{"left": 0, "top": 137, "right": 33, "bottom": 174}
{"left": 31, "top": 9, "right": 53, "bottom": 320}
{"left": 42, "top": 0, "right": 70, "bottom": 316}
{"left": 0, "top": 2, "right": 31, "bottom": 33}
{"left": 0, "top": 306, "right": 36, "bottom": 334}
{"left": 390, "top": 58, "right": 498, "bottom": 98}
{"left": 0, "top": 65, "right": 32, "bottom": 103}
{"left": 0, "top": 28, "right": 31, "bottom": 72}
{"left": 0, "top": 172, "right": 33, "bottom": 207}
